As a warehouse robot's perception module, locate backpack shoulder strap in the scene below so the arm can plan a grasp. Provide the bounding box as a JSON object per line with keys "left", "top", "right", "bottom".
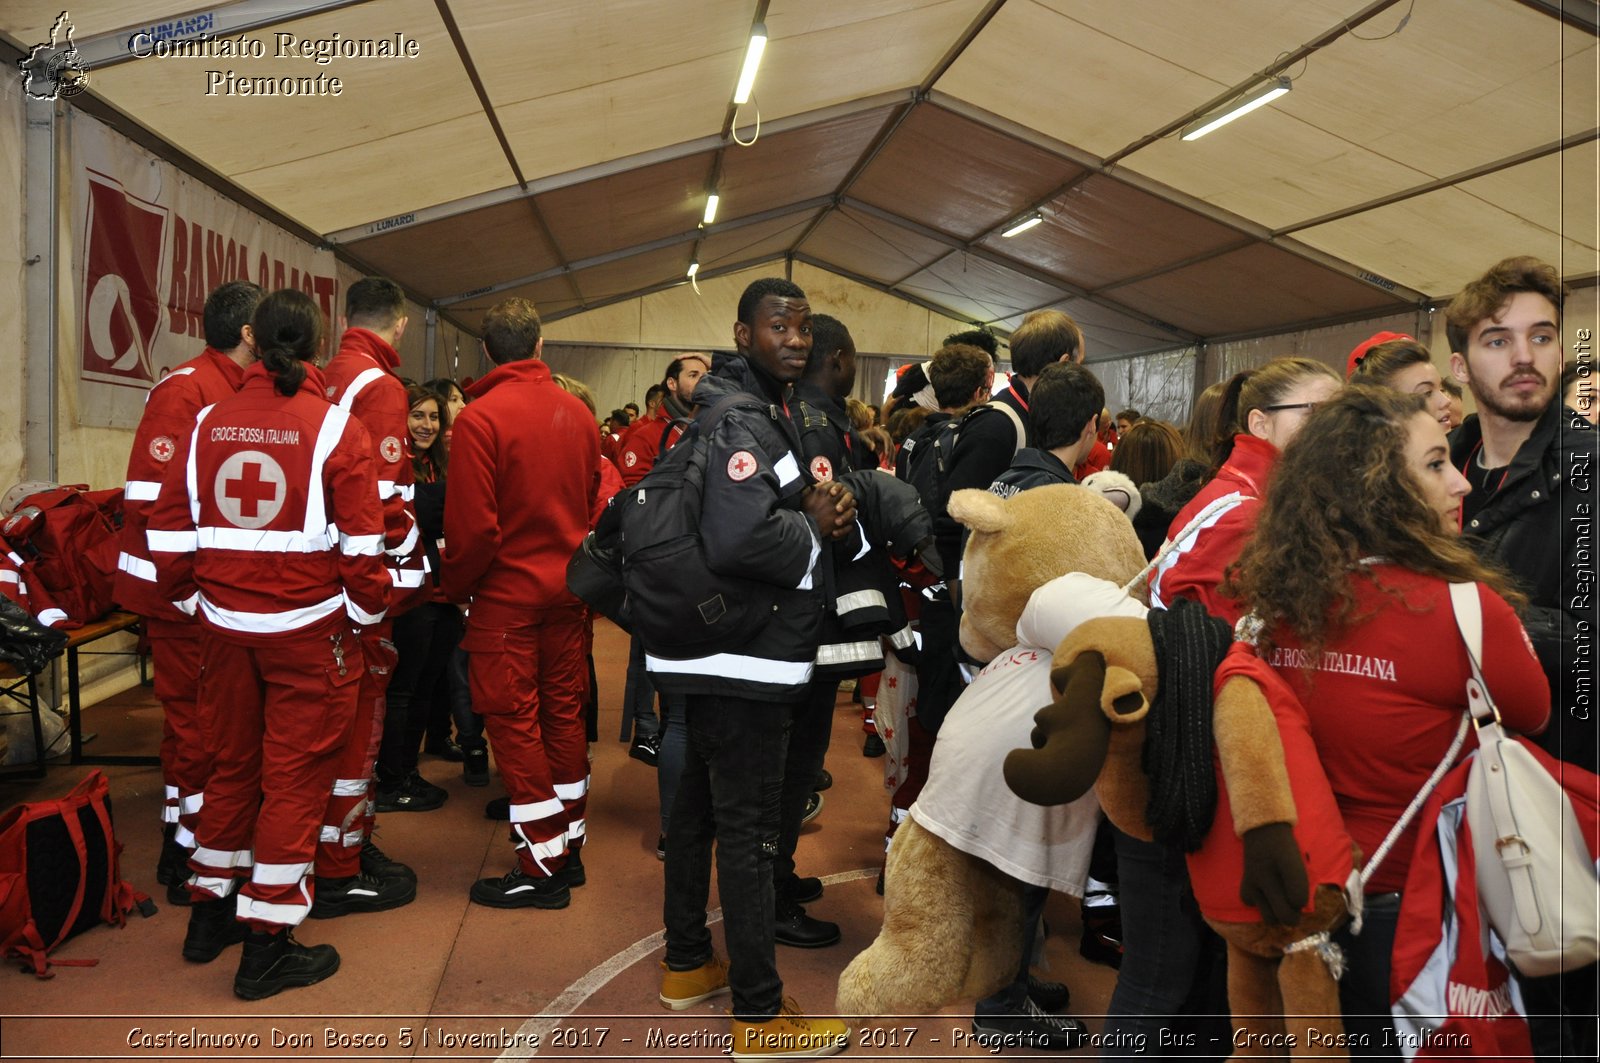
{"left": 990, "top": 400, "right": 1026, "bottom": 455}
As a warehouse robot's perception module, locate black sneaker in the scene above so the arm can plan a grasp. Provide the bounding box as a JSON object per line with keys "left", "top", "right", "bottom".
{"left": 802, "top": 791, "right": 824, "bottom": 824}
{"left": 462, "top": 746, "right": 490, "bottom": 787}
{"left": 309, "top": 872, "right": 416, "bottom": 918}
{"left": 360, "top": 838, "right": 416, "bottom": 882}
{"left": 971, "top": 998, "right": 1087, "bottom": 1051}
{"left": 485, "top": 796, "right": 510, "bottom": 821}
{"left": 629, "top": 732, "right": 661, "bottom": 767}
{"left": 863, "top": 734, "right": 886, "bottom": 758}
{"left": 559, "top": 849, "right": 586, "bottom": 889}
{"left": 773, "top": 900, "right": 841, "bottom": 948}
{"left": 1026, "top": 974, "right": 1071, "bottom": 1012}
{"left": 234, "top": 930, "right": 339, "bottom": 1000}
{"left": 469, "top": 868, "right": 570, "bottom": 910}
{"left": 375, "top": 771, "right": 446, "bottom": 813}
{"left": 424, "top": 737, "right": 464, "bottom": 762}
{"left": 182, "top": 895, "right": 246, "bottom": 963}
{"left": 814, "top": 768, "right": 833, "bottom": 792}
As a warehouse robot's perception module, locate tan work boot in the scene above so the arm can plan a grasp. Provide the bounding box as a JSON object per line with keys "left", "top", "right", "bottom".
{"left": 658, "top": 953, "right": 730, "bottom": 1010}
{"left": 731, "top": 997, "right": 849, "bottom": 1059}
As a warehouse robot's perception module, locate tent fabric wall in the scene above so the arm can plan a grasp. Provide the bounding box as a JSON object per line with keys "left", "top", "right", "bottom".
{"left": 1093, "top": 346, "right": 1201, "bottom": 427}
{"left": 1, "top": 84, "right": 28, "bottom": 491}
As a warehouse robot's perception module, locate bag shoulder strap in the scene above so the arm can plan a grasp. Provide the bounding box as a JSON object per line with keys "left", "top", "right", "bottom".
{"left": 1447, "top": 581, "right": 1499, "bottom": 727}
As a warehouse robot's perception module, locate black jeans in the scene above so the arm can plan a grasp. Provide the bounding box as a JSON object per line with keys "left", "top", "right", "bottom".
{"left": 1333, "top": 892, "right": 1402, "bottom": 1059}
{"left": 663, "top": 693, "right": 790, "bottom": 1022}
{"left": 774, "top": 678, "right": 838, "bottom": 894}
{"left": 377, "top": 602, "right": 461, "bottom": 782}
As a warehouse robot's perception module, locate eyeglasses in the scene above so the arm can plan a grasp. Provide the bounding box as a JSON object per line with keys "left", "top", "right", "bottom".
{"left": 1262, "top": 401, "right": 1321, "bottom": 414}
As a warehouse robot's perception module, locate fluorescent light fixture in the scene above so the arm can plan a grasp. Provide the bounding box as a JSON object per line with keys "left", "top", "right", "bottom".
{"left": 1000, "top": 213, "right": 1043, "bottom": 238}
{"left": 733, "top": 24, "right": 768, "bottom": 105}
{"left": 1181, "top": 77, "right": 1291, "bottom": 141}
{"left": 703, "top": 194, "right": 720, "bottom": 225}
{"left": 687, "top": 260, "right": 700, "bottom": 279}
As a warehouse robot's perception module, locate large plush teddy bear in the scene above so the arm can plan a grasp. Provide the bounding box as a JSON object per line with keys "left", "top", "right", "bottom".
{"left": 835, "top": 484, "right": 1148, "bottom": 1019}
{"left": 1006, "top": 611, "right": 1362, "bottom": 1059}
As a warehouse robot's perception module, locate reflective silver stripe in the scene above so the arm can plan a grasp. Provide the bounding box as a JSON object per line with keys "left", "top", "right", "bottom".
{"left": 178, "top": 793, "right": 203, "bottom": 815}
{"left": 567, "top": 818, "right": 587, "bottom": 840}
{"left": 236, "top": 895, "right": 310, "bottom": 926}
{"left": 377, "top": 480, "right": 415, "bottom": 502}
{"left": 646, "top": 652, "right": 813, "bottom": 685}
{"left": 337, "top": 366, "right": 387, "bottom": 412}
{"left": 38, "top": 609, "right": 68, "bottom": 626}
{"left": 553, "top": 779, "right": 588, "bottom": 801}
{"left": 147, "top": 529, "right": 199, "bottom": 552}
{"left": 161, "top": 805, "right": 178, "bottom": 824}
{"left": 252, "top": 860, "right": 312, "bottom": 886}
{"left": 343, "top": 591, "right": 386, "bottom": 626}
{"left": 396, "top": 483, "right": 414, "bottom": 502}
{"left": 124, "top": 479, "right": 161, "bottom": 501}
{"left": 888, "top": 625, "right": 916, "bottom": 650}
{"left": 318, "top": 825, "right": 364, "bottom": 845}
{"left": 513, "top": 831, "right": 567, "bottom": 862}
{"left": 186, "top": 405, "right": 215, "bottom": 526}
{"left": 174, "top": 824, "right": 196, "bottom": 848}
{"left": 815, "top": 640, "right": 883, "bottom": 668}
{"left": 851, "top": 518, "right": 871, "bottom": 561}
{"left": 331, "top": 778, "right": 369, "bottom": 797}
{"left": 195, "top": 525, "right": 336, "bottom": 550}
{"left": 389, "top": 566, "right": 426, "bottom": 588}
{"left": 389, "top": 517, "right": 421, "bottom": 558}
{"left": 773, "top": 451, "right": 801, "bottom": 487}
{"left": 1149, "top": 491, "right": 1248, "bottom": 610}
{"left": 200, "top": 594, "right": 343, "bottom": 635}
{"left": 0, "top": 570, "right": 18, "bottom": 584}
{"left": 301, "top": 405, "right": 349, "bottom": 536}
{"left": 835, "top": 589, "right": 886, "bottom": 615}
{"left": 165, "top": 784, "right": 179, "bottom": 801}
{"left": 193, "top": 845, "right": 252, "bottom": 869}
{"left": 509, "top": 798, "right": 563, "bottom": 822}
{"left": 340, "top": 532, "right": 383, "bottom": 556}
{"left": 117, "top": 551, "right": 157, "bottom": 582}
{"left": 190, "top": 874, "right": 235, "bottom": 898}
{"left": 378, "top": 479, "right": 399, "bottom": 500}
{"left": 797, "top": 524, "right": 820, "bottom": 591}
{"left": 173, "top": 593, "right": 199, "bottom": 617}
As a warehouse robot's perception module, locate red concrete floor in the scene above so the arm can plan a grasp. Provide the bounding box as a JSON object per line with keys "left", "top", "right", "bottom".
{"left": 0, "top": 619, "right": 1119, "bottom": 1061}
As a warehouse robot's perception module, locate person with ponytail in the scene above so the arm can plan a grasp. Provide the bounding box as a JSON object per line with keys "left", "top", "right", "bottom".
{"left": 1224, "top": 385, "right": 1547, "bottom": 1053}
{"left": 1349, "top": 335, "right": 1454, "bottom": 429}
{"left": 1149, "top": 356, "right": 1342, "bottom": 619}
{"left": 146, "top": 288, "right": 391, "bottom": 999}
{"left": 1102, "top": 356, "right": 1342, "bottom": 1060}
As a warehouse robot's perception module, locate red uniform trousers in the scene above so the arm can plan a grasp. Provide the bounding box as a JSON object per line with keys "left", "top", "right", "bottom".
{"left": 146, "top": 617, "right": 208, "bottom": 847}
{"left": 315, "top": 622, "right": 395, "bottom": 877}
{"left": 466, "top": 604, "right": 589, "bottom": 878}
{"left": 186, "top": 624, "right": 360, "bottom": 930}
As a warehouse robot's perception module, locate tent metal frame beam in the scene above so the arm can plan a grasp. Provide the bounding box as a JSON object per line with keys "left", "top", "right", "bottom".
{"left": 929, "top": 93, "right": 1430, "bottom": 306}
{"left": 841, "top": 198, "right": 1201, "bottom": 342}
{"left": 68, "top": 0, "right": 371, "bottom": 70}
{"left": 435, "top": 196, "right": 832, "bottom": 307}
{"left": 540, "top": 254, "right": 785, "bottom": 325}
{"left": 324, "top": 92, "right": 910, "bottom": 244}
{"left": 1513, "top": 0, "right": 1600, "bottom": 34}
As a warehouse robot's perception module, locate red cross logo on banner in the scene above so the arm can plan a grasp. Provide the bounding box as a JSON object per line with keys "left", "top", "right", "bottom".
{"left": 213, "top": 450, "right": 287, "bottom": 530}
{"left": 148, "top": 435, "right": 176, "bottom": 463}
{"left": 726, "top": 451, "right": 757, "bottom": 482}
{"left": 809, "top": 455, "right": 833, "bottom": 482}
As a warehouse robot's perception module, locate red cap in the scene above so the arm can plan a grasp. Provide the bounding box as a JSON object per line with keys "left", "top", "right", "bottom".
{"left": 1346, "top": 331, "right": 1413, "bottom": 378}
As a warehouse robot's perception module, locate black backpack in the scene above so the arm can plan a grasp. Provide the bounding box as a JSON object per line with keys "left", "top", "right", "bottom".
{"left": 614, "top": 392, "right": 785, "bottom": 657}
{"left": 900, "top": 404, "right": 997, "bottom": 519}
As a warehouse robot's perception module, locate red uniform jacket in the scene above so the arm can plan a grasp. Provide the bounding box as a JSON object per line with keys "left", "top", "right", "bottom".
{"left": 442, "top": 359, "right": 600, "bottom": 629}
{"left": 616, "top": 407, "right": 686, "bottom": 487}
{"left": 1072, "top": 438, "right": 1112, "bottom": 480}
{"left": 115, "top": 348, "right": 246, "bottom": 622}
{"left": 146, "top": 363, "right": 391, "bottom": 643}
{"left": 322, "top": 329, "right": 426, "bottom": 603}
{"left": 1149, "top": 433, "right": 1277, "bottom": 623}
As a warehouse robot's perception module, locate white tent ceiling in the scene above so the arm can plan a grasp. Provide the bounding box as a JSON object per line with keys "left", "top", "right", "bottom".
{"left": 5, "top": 0, "right": 1595, "bottom": 358}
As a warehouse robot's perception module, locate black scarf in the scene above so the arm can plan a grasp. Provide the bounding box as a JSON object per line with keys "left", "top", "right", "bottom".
{"left": 1142, "top": 598, "right": 1233, "bottom": 852}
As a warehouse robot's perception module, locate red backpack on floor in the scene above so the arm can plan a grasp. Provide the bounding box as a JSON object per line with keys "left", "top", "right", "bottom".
{"left": 0, "top": 771, "right": 154, "bottom": 977}
{"left": 0, "top": 485, "right": 123, "bottom": 628}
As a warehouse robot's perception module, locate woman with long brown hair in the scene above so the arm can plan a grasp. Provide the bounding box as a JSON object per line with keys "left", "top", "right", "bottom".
{"left": 1225, "top": 385, "right": 1548, "bottom": 1053}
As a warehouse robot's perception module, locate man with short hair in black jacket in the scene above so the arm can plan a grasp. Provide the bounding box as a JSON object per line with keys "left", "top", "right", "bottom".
{"left": 650, "top": 278, "right": 855, "bottom": 1053}
{"left": 990, "top": 362, "right": 1105, "bottom": 497}
{"left": 1445, "top": 255, "right": 1596, "bottom": 1063}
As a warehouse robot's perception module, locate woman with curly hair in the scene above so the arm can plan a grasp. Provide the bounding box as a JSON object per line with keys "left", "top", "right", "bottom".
{"left": 1225, "top": 385, "right": 1549, "bottom": 1053}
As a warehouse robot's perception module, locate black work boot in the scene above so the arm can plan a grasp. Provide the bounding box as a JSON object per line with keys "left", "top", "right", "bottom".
{"left": 156, "top": 824, "right": 193, "bottom": 905}
{"left": 182, "top": 895, "right": 247, "bottom": 963}
{"left": 233, "top": 929, "right": 340, "bottom": 1000}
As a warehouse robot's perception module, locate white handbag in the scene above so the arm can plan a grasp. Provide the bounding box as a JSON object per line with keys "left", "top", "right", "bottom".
{"left": 1449, "top": 581, "right": 1599, "bottom": 977}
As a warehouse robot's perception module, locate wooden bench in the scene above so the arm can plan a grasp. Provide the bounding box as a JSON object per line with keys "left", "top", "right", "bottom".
{"left": 1, "top": 611, "right": 151, "bottom": 776}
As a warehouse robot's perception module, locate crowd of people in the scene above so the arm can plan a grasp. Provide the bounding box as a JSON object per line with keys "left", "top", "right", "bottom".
{"left": 112, "top": 254, "right": 1593, "bottom": 1057}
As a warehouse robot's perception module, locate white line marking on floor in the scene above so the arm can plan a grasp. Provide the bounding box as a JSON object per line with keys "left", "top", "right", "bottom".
{"left": 498, "top": 868, "right": 879, "bottom": 1060}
